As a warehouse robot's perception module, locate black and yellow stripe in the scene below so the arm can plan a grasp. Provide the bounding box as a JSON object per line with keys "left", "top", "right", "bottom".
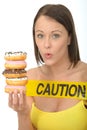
{"left": 26, "top": 80, "right": 87, "bottom": 100}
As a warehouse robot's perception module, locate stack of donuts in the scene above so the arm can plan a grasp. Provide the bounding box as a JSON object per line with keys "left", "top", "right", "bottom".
{"left": 2, "top": 51, "right": 28, "bottom": 93}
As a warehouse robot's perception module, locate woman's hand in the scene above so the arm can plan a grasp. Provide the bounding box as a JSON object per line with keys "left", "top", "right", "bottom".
{"left": 8, "top": 90, "right": 30, "bottom": 114}
{"left": 8, "top": 90, "right": 35, "bottom": 130}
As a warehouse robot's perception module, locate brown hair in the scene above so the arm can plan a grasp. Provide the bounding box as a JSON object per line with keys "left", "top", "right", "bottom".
{"left": 33, "top": 4, "right": 80, "bottom": 66}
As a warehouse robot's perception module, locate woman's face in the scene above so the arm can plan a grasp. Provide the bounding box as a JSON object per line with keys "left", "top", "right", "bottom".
{"left": 35, "top": 16, "right": 71, "bottom": 66}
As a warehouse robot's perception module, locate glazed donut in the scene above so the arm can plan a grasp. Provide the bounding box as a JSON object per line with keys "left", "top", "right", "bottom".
{"left": 4, "top": 60, "right": 27, "bottom": 69}
{"left": 4, "top": 51, "right": 27, "bottom": 61}
{"left": 2, "top": 69, "right": 27, "bottom": 78}
{"left": 5, "top": 85, "right": 25, "bottom": 93}
{"left": 6, "top": 77, "right": 28, "bottom": 86}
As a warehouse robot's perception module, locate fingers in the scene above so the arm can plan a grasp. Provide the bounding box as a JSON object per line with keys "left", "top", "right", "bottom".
{"left": 18, "top": 90, "right": 26, "bottom": 110}
{"left": 19, "top": 90, "right": 24, "bottom": 106}
{"left": 8, "top": 91, "right": 13, "bottom": 107}
{"left": 13, "top": 90, "right": 19, "bottom": 107}
{"left": 8, "top": 90, "right": 26, "bottom": 112}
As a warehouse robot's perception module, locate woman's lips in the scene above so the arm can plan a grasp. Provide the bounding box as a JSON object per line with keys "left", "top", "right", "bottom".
{"left": 44, "top": 53, "right": 52, "bottom": 59}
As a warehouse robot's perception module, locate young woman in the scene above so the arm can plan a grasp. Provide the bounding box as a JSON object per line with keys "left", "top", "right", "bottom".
{"left": 8, "top": 4, "right": 87, "bottom": 130}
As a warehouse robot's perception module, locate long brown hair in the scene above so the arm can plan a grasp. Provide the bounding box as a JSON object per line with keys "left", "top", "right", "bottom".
{"left": 33, "top": 4, "right": 80, "bottom": 66}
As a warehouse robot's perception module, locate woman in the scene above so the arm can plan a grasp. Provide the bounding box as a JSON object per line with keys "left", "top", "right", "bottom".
{"left": 9, "top": 4, "right": 87, "bottom": 130}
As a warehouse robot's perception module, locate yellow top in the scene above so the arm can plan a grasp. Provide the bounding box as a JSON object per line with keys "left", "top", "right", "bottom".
{"left": 31, "top": 101, "right": 87, "bottom": 130}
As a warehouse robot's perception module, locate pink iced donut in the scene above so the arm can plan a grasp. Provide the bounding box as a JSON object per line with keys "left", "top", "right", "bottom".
{"left": 5, "top": 85, "right": 25, "bottom": 93}
{"left": 4, "top": 60, "right": 27, "bottom": 69}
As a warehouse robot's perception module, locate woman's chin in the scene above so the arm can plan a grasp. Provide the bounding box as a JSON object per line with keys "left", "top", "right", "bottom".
{"left": 44, "top": 61, "right": 55, "bottom": 66}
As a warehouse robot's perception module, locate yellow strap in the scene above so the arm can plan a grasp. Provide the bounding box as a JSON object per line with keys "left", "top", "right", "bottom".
{"left": 26, "top": 80, "right": 87, "bottom": 100}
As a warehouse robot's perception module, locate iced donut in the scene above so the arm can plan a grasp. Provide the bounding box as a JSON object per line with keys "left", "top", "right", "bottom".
{"left": 6, "top": 77, "right": 28, "bottom": 86}
{"left": 3, "top": 51, "right": 28, "bottom": 94}
{"left": 4, "top": 51, "right": 27, "bottom": 61}
{"left": 2, "top": 69, "right": 27, "bottom": 78}
{"left": 5, "top": 85, "right": 25, "bottom": 93}
{"left": 4, "top": 60, "right": 27, "bottom": 69}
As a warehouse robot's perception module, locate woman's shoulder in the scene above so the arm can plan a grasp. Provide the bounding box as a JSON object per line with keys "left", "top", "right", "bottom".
{"left": 27, "top": 66, "right": 41, "bottom": 80}
{"left": 70, "top": 61, "right": 87, "bottom": 81}
{"left": 79, "top": 61, "right": 87, "bottom": 69}
{"left": 78, "top": 61, "right": 87, "bottom": 81}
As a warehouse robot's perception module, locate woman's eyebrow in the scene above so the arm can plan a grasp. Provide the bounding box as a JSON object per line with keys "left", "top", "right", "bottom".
{"left": 35, "top": 30, "right": 44, "bottom": 33}
{"left": 51, "top": 30, "right": 62, "bottom": 33}
{"left": 35, "top": 29, "right": 62, "bottom": 33}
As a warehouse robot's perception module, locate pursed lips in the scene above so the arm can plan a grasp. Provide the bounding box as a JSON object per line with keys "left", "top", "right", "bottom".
{"left": 44, "top": 53, "right": 53, "bottom": 59}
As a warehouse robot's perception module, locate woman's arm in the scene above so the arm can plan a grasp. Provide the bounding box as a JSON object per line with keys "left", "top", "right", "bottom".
{"left": 8, "top": 90, "right": 36, "bottom": 130}
{"left": 18, "top": 112, "right": 34, "bottom": 130}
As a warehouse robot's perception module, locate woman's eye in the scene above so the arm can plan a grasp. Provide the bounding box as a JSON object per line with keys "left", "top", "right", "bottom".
{"left": 52, "top": 34, "right": 60, "bottom": 39}
{"left": 37, "top": 34, "right": 44, "bottom": 39}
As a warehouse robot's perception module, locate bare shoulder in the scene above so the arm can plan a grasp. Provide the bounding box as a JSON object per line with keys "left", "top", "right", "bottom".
{"left": 26, "top": 67, "right": 40, "bottom": 107}
{"left": 79, "top": 61, "right": 87, "bottom": 69}
{"left": 27, "top": 67, "right": 40, "bottom": 80}
{"left": 78, "top": 61, "right": 87, "bottom": 81}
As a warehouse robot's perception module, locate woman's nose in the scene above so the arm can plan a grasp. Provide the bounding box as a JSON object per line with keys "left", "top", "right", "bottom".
{"left": 44, "top": 37, "right": 51, "bottom": 49}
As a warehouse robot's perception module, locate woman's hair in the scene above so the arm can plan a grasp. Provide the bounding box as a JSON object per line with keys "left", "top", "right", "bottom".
{"left": 33, "top": 4, "right": 80, "bottom": 66}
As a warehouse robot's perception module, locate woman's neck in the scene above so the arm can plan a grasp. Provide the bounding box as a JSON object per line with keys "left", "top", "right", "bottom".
{"left": 43, "top": 60, "right": 72, "bottom": 77}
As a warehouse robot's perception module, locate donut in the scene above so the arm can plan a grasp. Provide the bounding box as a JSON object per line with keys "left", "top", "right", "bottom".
{"left": 4, "top": 51, "right": 27, "bottom": 61}
{"left": 2, "top": 69, "right": 27, "bottom": 78}
{"left": 5, "top": 85, "right": 25, "bottom": 93}
{"left": 3, "top": 51, "right": 28, "bottom": 94}
{"left": 6, "top": 77, "right": 28, "bottom": 86}
{"left": 4, "top": 60, "right": 27, "bottom": 69}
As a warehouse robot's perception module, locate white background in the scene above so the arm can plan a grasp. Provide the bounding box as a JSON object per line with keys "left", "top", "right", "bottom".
{"left": 0, "top": 0, "right": 87, "bottom": 130}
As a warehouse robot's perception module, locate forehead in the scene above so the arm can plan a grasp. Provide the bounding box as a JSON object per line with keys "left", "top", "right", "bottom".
{"left": 35, "top": 15, "right": 67, "bottom": 32}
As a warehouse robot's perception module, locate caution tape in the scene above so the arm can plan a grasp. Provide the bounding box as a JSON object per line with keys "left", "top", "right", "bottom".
{"left": 26, "top": 80, "right": 87, "bottom": 100}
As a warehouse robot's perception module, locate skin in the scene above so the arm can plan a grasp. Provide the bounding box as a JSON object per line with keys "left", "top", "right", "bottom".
{"left": 8, "top": 16, "right": 87, "bottom": 130}
{"left": 35, "top": 16, "right": 71, "bottom": 68}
